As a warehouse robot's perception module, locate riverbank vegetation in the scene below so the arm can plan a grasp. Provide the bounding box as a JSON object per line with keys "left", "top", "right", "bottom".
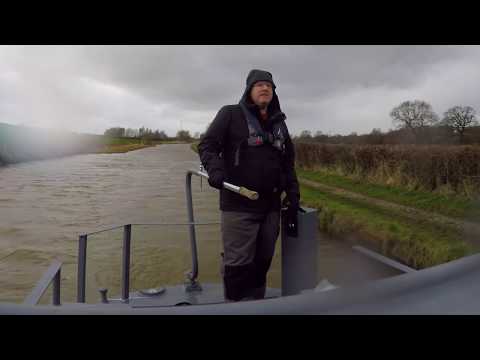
{"left": 295, "top": 143, "right": 480, "bottom": 199}
{"left": 294, "top": 142, "right": 480, "bottom": 268}
{"left": 0, "top": 123, "right": 198, "bottom": 164}
{"left": 100, "top": 127, "right": 197, "bottom": 153}
{"left": 298, "top": 169, "right": 478, "bottom": 269}
{"left": 293, "top": 100, "right": 480, "bottom": 269}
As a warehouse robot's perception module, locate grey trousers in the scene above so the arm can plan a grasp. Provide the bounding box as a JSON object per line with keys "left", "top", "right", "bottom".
{"left": 221, "top": 210, "right": 280, "bottom": 301}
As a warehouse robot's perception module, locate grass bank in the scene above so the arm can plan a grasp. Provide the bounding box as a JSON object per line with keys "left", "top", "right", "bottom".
{"left": 297, "top": 168, "right": 480, "bottom": 221}
{"left": 99, "top": 143, "right": 152, "bottom": 153}
{"left": 97, "top": 137, "right": 191, "bottom": 154}
{"left": 97, "top": 137, "right": 153, "bottom": 153}
{"left": 191, "top": 142, "right": 199, "bottom": 154}
{"left": 300, "top": 184, "right": 475, "bottom": 269}
{"left": 298, "top": 169, "right": 479, "bottom": 269}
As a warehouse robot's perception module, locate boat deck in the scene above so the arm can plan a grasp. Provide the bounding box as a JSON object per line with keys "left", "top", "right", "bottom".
{"left": 127, "top": 283, "right": 281, "bottom": 308}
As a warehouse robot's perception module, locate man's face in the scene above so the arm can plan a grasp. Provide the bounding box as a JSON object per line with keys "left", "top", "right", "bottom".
{"left": 250, "top": 81, "right": 273, "bottom": 109}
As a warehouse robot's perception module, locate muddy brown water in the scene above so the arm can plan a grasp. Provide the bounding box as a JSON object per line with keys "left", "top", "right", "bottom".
{"left": 0, "top": 144, "right": 399, "bottom": 304}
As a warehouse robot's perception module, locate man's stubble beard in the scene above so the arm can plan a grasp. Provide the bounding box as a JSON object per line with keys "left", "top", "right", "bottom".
{"left": 258, "top": 101, "right": 270, "bottom": 111}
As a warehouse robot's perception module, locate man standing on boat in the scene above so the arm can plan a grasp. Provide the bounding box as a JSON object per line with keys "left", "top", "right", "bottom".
{"left": 198, "top": 69, "right": 301, "bottom": 302}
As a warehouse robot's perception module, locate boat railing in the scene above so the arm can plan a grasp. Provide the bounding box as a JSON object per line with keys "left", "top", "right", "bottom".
{"left": 76, "top": 220, "right": 220, "bottom": 304}
{"left": 75, "top": 169, "right": 220, "bottom": 303}
{"left": 24, "top": 259, "right": 63, "bottom": 306}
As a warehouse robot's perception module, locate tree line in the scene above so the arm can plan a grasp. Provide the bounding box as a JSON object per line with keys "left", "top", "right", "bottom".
{"left": 104, "top": 126, "right": 200, "bottom": 142}
{"left": 295, "top": 100, "right": 480, "bottom": 145}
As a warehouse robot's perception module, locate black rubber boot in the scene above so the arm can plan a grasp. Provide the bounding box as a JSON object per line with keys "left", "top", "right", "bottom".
{"left": 251, "top": 257, "right": 272, "bottom": 299}
{"left": 223, "top": 263, "right": 256, "bottom": 302}
{"left": 252, "top": 285, "right": 266, "bottom": 299}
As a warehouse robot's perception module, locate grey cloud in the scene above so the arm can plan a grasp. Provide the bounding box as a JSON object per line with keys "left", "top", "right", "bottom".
{"left": 1, "top": 45, "right": 479, "bottom": 137}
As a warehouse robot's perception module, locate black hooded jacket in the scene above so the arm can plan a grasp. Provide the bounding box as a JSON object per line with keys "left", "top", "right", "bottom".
{"left": 198, "top": 70, "right": 300, "bottom": 213}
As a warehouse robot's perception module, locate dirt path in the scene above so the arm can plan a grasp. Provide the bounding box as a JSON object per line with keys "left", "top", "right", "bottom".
{"left": 299, "top": 177, "right": 480, "bottom": 246}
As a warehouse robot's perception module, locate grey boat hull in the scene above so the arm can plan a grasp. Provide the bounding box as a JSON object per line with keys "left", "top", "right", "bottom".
{"left": 2, "top": 252, "right": 480, "bottom": 315}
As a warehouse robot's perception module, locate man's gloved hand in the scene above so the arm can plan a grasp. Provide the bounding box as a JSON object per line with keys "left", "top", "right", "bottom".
{"left": 282, "top": 197, "right": 305, "bottom": 238}
{"left": 208, "top": 170, "right": 225, "bottom": 190}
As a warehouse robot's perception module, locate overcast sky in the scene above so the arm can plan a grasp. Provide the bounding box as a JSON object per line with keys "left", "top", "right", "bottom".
{"left": 1, "top": 45, "right": 479, "bottom": 137}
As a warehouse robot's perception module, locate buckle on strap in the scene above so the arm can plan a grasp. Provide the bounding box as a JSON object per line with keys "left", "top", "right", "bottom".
{"left": 248, "top": 136, "right": 264, "bottom": 146}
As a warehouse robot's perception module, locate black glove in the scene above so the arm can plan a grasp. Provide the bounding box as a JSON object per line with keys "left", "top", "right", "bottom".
{"left": 208, "top": 170, "right": 225, "bottom": 190}
{"left": 284, "top": 205, "right": 299, "bottom": 237}
{"left": 282, "top": 197, "right": 305, "bottom": 238}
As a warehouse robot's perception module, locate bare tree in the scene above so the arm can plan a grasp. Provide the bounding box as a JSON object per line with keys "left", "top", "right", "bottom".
{"left": 390, "top": 100, "right": 439, "bottom": 142}
{"left": 441, "top": 105, "right": 478, "bottom": 143}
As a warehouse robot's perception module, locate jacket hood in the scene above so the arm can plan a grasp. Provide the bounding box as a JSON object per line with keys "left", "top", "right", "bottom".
{"left": 239, "top": 69, "right": 284, "bottom": 121}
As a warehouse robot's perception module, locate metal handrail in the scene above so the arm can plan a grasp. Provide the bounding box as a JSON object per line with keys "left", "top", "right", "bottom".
{"left": 80, "top": 222, "right": 221, "bottom": 237}
{"left": 24, "top": 260, "right": 62, "bottom": 306}
{"left": 76, "top": 221, "right": 221, "bottom": 303}
{"left": 185, "top": 170, "right": 201, "bottom": 287}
